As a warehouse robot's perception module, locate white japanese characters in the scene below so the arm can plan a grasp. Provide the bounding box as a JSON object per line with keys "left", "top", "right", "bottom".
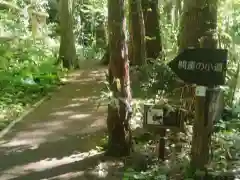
{"left": 178, "top": 60, "right": 223, "bottom": 72}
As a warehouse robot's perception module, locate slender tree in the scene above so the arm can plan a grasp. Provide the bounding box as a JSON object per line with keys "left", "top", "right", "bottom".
{"left": 178, "top": 0, "right": 217, "bottom": 50}
{"left": 59, "top": 0, "right": 77, "bottom": 69}
{"left": 47, "top": 0, "right": 59, "bottom": 23}
{"left": 178, "top": 0, "right": 218, "bottom": 171}
{"left": 128, "top": 0, "right": 146, "bottom": 65}
{"left": 106, "top": 0, "right": 133, "bottom": 156}
{"left": 163, "top": 0, "right": 173, "bottom": 23}
{"left": 95, "top": 12, "right": 107, "bottom": 49}
{"left": 141, "top": 0, "right": 162, "bottom": 61}
{"left": 173, "top": 0, "right": 182, "bottom": 28}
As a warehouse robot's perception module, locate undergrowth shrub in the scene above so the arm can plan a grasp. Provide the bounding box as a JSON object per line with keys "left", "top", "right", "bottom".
{"left": 0, "top": 5, "right": 65, "bottom": 129}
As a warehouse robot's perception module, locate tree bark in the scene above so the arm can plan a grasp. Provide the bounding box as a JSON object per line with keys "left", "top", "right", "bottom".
{"left": 141, "top": 0, "right": 162, "bottom": 61}
{"left": 128, "top": 0, "right": 146, "bottom": 65}
{"left": 178, "top": 0, "right": 217, "bottom": 51}
{"left": 47, "top": 0, "right": 59, "bottom": 23}
{"left": 178, "top": 0, "right": 218, "bottom": 172}
{"left": 59, "top": 0, "right": 77, "bottom": 69}
{"left": 173, "top": 0, "right": 181, "bottom": 28}
{"left": 106, "top": 0, "right": 133, "bottom": 157}
{"left": 100, "top": 44, "right": 110, "bottom": 65}
{"left": 95, "top": 13, "right": 107, "bottom": 49}
{"left": 78, "top": 0, "right": 93, "bottom": 46}
{"left": 163, "top": 0, "right": 173, "bottom": 23}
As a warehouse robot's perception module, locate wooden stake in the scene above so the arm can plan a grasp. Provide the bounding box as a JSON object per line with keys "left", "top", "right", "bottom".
{"left": 190, "top": 35, "right": 219, "bottom": 173}
{"left": 191, "top": 86, "right": 210, "bottom": 170}
{"left": 158, "top": 129, "right": 166, "bottom": 161}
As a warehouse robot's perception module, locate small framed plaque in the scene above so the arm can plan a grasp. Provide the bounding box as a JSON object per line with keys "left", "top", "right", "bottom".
{"left": 143, "top": 104, "right": 185, "bottom": 131}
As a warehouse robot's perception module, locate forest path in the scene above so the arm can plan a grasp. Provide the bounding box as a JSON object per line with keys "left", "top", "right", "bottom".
{"left": 0, "top": 64, "right": 124, "bottom": 180}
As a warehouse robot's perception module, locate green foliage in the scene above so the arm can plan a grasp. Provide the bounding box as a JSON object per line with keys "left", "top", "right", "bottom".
{"left": 0, "top": 0, "right": 64, "bottom": 130}
{"left": 73, "top": 0, "right": 107, "bottom": 60}
{"left": 218, "top": 0, "right": 240, "bottom": 109}
{"left": 131, "top": 62, "right": 178, "bottom": 99}
{"left": 211, "top": 129, "right": 240, "bottom": 170}
{"left": 123, "top": 166, "right": 168, "bottom": 180}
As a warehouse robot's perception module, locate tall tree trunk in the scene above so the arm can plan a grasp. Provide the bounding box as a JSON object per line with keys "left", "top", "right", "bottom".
{"left": 95, "top": 13, "right": 107, "bottom": 49}
{"left": 128, "top": 0, "right": 146, "bottom": 65}
{"left": 173, "top": 0, "right": 181, "bottom": 28}
{"left": 47, "top": 0, "right": 59, "bottom": 23}
{"left": 106, "top": 0, "right": 133, "bottom": 157}
{"left": 178, "top": 0, "right": 217, "bottom": 50}
{"left": 78, "top": 0, "right": 94, "bottom": 46}
{"left": 178, "top": 0, "right": 218, "bottom": 171}
{"left": 100, "top": 44, "right": 110, "bottom": 65}
{"left": 59, "top": 0, "right": 77, "bottom": 69}
{"left": 142, "top": 0, "right": 162, "bottom": 61}
{"left": 163, "top": 0, "right": 173, "bottom": 23}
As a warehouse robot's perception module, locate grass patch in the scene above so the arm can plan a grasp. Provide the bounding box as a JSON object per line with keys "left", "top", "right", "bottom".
{"left": 0, "top": 40, "right": 66, "bottom": 130}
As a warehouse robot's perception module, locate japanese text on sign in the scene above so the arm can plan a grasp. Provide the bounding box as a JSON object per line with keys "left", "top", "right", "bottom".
{"left": 178, "top": 60, "right": 223, "bottom": 72}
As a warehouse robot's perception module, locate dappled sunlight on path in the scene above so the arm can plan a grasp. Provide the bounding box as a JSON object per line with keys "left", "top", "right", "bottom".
{"left": 0, "top": 66, "right": 123, "bottom": 180}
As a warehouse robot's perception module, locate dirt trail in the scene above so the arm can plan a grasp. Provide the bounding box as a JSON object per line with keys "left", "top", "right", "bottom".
{"left": 0, "top": 66, "right": 124, "bottom": 180}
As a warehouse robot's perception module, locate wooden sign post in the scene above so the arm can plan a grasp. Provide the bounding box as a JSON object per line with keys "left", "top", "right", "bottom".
{"left": 143, "top": 104, "right": 185, "bottom": 161}
{"left": 168, "top": 48, "right": 228, "bottom": 171}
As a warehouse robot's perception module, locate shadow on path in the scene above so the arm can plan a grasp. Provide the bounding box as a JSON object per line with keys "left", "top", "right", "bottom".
{"left": 0, "top": 66, "right": 124, "bottom": 180}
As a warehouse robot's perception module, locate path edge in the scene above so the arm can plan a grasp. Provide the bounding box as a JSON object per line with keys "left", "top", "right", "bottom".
{"left": 0, "top": 84, "right": 66, "bottom": 139}
{"left": 0, "top": 67, "right": 100, "bottom": 139}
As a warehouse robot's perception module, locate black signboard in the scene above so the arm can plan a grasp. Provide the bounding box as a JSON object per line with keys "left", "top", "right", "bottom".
{"left": 168, "top": 48, "right": 228, "bottom": 86}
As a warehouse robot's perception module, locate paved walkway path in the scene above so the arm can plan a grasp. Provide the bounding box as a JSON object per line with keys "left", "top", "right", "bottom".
{"left": 0, "top": 66, "right": 123, "bottom": 180}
